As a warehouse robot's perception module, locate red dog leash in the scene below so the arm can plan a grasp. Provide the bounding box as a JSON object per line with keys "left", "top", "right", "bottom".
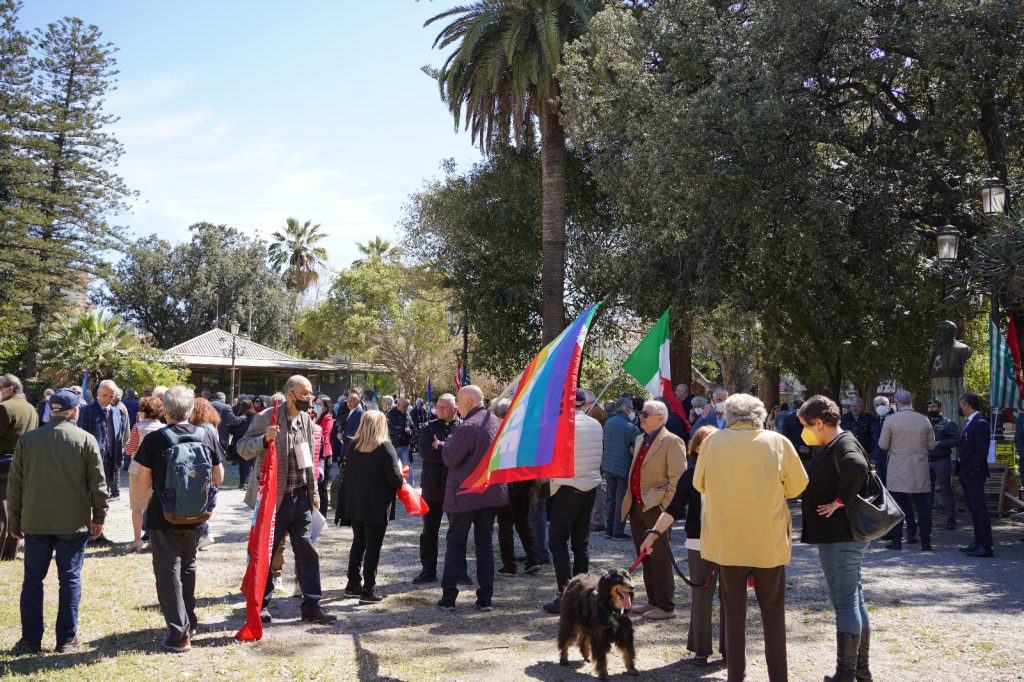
{"left": 634, "top": 530, "right": 716, "bottom": 589}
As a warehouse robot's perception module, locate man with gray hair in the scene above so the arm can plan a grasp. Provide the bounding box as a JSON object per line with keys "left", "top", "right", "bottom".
{"left": 879, "top": 389, "right": 936, "bottom": 551}
{"left": 413, "top": 393, "right": 462, "bottom": 584}
{"left": 237, "top": 375, "right": 335, "bottom": 625}
{"left": 840, "top": 396, "right": 873, "bottom": 454}
{"left": 133, "top": 385, "right": 225, "bottom": 652}
{"left": 693, "top": 387, "right": 728, "bottom": 431}
{"left": 621, "top": 399, "right": 686, "bottom": 620}
{"left": 9, "top": 388, "right": 106, "bottom": 652}
{"left": 1, "top": 374, "right": 40, "bottom": 560}
{"left": 77, "top": 379, "right": 125, "bottom": 511}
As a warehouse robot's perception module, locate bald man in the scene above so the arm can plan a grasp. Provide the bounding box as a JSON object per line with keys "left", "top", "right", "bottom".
{"left": 437, "top": 386, "right": 509, "bottom": 611}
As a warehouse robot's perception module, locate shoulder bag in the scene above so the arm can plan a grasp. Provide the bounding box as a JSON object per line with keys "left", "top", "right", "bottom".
{"left": 832, "top": 435, "right": 905, "bottom": 541}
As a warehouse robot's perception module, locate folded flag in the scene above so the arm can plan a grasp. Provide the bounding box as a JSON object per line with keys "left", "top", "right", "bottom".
{"left": 397, "top": 465, "right": 429, "bottom": 516}
{"left": 235, "top": 401, "right": 280, "bottom": 642}
{"left": 460, "top": 303, "right": 600, "bottom": 491}
{"left": 622, "top": 307, "right": 690, "bottom": 429}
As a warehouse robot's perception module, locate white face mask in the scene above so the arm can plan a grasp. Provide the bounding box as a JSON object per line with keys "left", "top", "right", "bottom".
{"left": 875, "top": 405, "right": 889, "bottom": 417}
{"left": 714, "top": 402, "right": 726, "bottom": 415}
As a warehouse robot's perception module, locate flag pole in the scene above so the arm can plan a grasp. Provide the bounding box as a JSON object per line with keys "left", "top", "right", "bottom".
{"left": 587, "top": 369, "right": 621, "bottom": 415}
{"left": 489, "top": 370, "right": 524, "bottom": 412}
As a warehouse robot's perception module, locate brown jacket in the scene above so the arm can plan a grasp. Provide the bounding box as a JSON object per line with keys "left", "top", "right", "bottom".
{"left": 620, "top": 427, "right": 687, "bottom": 520}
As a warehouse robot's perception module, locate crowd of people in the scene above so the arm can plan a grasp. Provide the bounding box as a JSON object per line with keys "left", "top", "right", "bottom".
{"left": 0, "top": 370, "right": 1015, "bottom": 681}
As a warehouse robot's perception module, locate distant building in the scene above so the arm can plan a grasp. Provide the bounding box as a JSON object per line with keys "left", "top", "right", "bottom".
{"left": 165, "top": 328, "right": 387, "bottom": 399}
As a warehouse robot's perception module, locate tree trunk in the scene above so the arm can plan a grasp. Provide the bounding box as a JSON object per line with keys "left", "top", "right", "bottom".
{"left": 539, "top": 97, "right": 567, "bottom": 344}
{"left": 759, "top": 365, "right": 780, "bottom": 409}
{"left": 669, "top": 309, "right": 693, "bottom": 391}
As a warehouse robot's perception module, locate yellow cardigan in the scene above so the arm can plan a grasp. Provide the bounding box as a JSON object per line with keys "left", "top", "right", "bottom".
{"left": 693, "top": 423, "right": 808, "bottom": 568}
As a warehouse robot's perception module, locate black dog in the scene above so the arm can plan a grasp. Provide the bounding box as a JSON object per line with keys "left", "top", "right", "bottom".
{"left": 557, "top": 569, "right": 638, "bottom": 680}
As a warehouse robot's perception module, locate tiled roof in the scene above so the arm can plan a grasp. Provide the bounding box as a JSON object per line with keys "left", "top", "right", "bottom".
{"left": 165, "top": 328, "right": 297, "bottom": 361}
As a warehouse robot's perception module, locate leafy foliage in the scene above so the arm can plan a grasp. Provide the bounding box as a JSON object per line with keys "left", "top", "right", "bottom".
{"left": 100, "top": 222, "right": 297, "bottom": 350}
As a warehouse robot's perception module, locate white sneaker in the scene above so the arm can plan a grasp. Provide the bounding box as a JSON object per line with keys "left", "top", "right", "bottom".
{"left": 292, "top": 579, "right": 302, "bottom": 597}
{"left": 196, "top": 534, "right": 214, "bottom": 551}
{"left": 129, "top": 539, "right": 145, "bottom": 553}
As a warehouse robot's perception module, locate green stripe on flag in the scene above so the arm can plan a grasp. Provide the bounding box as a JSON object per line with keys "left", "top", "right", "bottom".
{"left": 623, "top": 307, "right": 671, "bottom": 386}
{"left": 990, "top": 317, "right": 1023, "bottom": 410}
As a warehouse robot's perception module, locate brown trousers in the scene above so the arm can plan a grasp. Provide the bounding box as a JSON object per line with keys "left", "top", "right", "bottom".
{"left": 719, "top": 564, "right": 788, "bottom": 682}
{"left": 628, "top": 504, "right": 675, "bottom": 612}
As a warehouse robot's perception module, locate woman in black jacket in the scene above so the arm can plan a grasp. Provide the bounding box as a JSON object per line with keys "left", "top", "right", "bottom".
{"left": 798, "top": 395, "right": 871, "bottom": 682}
{"left": 639, "top": 425, "right": 723, "bottom": 667}
{"left": 341, "top": 410, "right": 403, "bottom": 605}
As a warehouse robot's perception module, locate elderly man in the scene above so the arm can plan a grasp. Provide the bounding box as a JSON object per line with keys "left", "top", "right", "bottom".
{"left": 9, "top": 388, "right": 106, "bottom": 653}
{"left": 692, "top": 387, "right": 728, "bottom": 431}
{"left": 413, "top": 393, "right": 461, "bottom": 584}
{"left": 542, "top": 390, "right": 603, "bottom": 613}
{"left": 77, "top": 379, "right": 126, "bottom": 505}
{"left": 386, "top": 397, "right": 414, "bottom": 473}
{"left": 1, "top": 374, "right": 39, "bottom": 561}
{"left": 622, "top": 400, "right": 687, "bottom": 620}
{"left": 879, "top": 389, "right": 936, "bottom": 551}
{"left": 438, "top": 385, "right": 508, "bottom": 612}
{"left": 237, "top": 376, "right": 336, "bottom": 625}
{"left": 209, "top": 392, "right": 243, "bottom": 448}
{"left": 133, "top": 386, "right": 224, "bottom": 652}
{"left": 602, "top": 397, "right": 640, "bottom": 540}
{"left": 839, "top": 396, "right": 874, "bottom": 454}
{"left": 694, "top": 394, "right": 808, "bottom": 682}
{"left": 870, "top": 395, "right": 892, "bottom": 482}
{"left": 340, "top": 390, "right": 364, "bottom": 447}
{"left": 675, "top": 383, "right": 694, "bottom": 417}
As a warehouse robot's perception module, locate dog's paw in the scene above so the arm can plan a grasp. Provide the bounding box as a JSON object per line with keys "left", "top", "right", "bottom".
{"left": 626, "top": 667, "right": 640, "bottom": 676}
{"left": 559, "top": 656, "right": 570, "bottom": 667}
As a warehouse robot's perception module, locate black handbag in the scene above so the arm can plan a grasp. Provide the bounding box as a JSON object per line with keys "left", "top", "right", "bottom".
{"left": 833, "top": 439, "right": 905, "bottom": 541}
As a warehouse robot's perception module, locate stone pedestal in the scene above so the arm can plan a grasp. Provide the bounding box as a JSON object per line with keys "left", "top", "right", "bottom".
{"left": 931, "top": 376, "right": 965, "bottom": 428}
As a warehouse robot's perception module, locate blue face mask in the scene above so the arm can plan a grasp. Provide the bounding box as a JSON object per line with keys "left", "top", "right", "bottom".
{"left": 313, "top": 405, "right": 323, "bottom": 415}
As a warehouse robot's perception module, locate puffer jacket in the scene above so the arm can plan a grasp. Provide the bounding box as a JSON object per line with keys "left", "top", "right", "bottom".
{"left": 552, "top": 410, "right": 603, "bottom": 494}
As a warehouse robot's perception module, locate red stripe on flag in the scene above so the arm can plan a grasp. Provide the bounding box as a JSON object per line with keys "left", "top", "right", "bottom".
{"left": 1007, "top": 316, "right": 1024, "bottom": 399}
{"left": 235, "top": 402, "right": 280, "bottom": 642}
{"left": 661, "top": 377, "right": 691, "bottom": 431}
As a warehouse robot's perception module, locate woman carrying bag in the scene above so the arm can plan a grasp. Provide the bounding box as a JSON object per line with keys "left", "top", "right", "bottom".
{"left": 341, "top": 410, "right": 403, "bottom": 605}
{"left": 797, "top": 395, "right": 872, "bottom": 682}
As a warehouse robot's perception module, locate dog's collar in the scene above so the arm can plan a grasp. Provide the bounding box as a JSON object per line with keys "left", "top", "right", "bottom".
{"left": 592, "top": 588, "right": 625, "bottom": 616}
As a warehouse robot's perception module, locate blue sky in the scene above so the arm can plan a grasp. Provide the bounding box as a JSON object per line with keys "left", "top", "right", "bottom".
{"left": 18, "top": 1, "right": 483, "bottom": 271}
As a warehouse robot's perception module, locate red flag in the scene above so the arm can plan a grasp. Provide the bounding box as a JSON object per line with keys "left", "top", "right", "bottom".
{"left": 1007, "top": 315, "right": 1024, "bottom": 398}
{"left": 453, "top": 359, "right": 464, "bottom": 390}
{"left": 234, "top": 401, "right": 279, "bottom": 642}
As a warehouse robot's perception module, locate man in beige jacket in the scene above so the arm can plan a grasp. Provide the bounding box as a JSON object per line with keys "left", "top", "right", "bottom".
{"left": 694, "top": 394, "right": 807, "bottom": 682}
{"left": 879, "top": 389, "right": 936, "bottom": 551}
{"left": 621, "top": 400, "right": 687, "bottom": 620}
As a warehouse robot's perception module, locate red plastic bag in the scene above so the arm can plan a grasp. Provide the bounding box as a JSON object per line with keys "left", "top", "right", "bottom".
{"left": 397, "top": 465, "right": 430, "bottom": 516}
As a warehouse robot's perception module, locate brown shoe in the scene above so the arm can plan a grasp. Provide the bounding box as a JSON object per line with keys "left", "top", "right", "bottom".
{"left": 643, "top": 607, "right": 677, "bottom": 620}
{"left": 162, "top": 636, "right": 190, "bottom": 653}
{"left": 55, "top": 636, "right": 80, "bottom": 653}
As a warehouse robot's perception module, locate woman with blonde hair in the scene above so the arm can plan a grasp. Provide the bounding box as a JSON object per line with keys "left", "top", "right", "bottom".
{"left": 640, "top": 425, "right": 724, "bottom": 667}
{"left": 341, "top": 410, "right": 403, "bottom": 604}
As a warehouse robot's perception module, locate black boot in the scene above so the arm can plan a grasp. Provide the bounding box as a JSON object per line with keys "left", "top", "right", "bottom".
{"left": 855, "top": 628, "right": 872, "bottom": 681}
{"left": 823, "top": 632, "right": 860, "bottom": 682}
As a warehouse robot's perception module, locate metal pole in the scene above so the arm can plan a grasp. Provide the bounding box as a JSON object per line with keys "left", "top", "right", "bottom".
{"left": 588, "top": 371, "right": 621, "bottom": 415}
{"left": 461, "top": 311, "right": 469, "bottom": 385}
{"left": 229, "top": 337, "right": 237, "bottom": 405}
{"left": 991, "top": 284, "right": 1000, "bottom": 434}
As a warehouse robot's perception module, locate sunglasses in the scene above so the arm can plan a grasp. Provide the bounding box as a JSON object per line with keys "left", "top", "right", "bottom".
{"left": 639, "top": 411, "right": 651, "bottom": 418}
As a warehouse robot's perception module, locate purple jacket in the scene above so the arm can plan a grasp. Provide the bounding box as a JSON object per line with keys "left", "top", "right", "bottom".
{"left": 442, "top": 406, "right": 508, "bottom": 513}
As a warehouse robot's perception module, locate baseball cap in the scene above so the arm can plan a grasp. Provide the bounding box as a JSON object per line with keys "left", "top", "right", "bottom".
{"left": 575, "top": 389, "right": 586, "bottom": 405}
{"left": 49, "top": 388, "right": 80, "bottom": 412}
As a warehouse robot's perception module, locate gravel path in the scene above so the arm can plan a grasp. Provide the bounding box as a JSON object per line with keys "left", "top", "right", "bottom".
{"left": 1, "top": 464, "right": 1022, "bottom": 681}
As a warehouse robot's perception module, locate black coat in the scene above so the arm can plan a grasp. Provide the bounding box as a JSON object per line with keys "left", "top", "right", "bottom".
{"left": 386, "top": 407, "right": 412, "bottom": 446}
{"left": 800, "top": 431, "right": 869, "bottom": 544}
{"left": 665, "top": 466, "right": 701, "bottom": 540}
{"left": 341, "top": 441, "right": 403, "bottom": 526}
{"left": 782, "top": 411, "right": 811, "bottom": 460}
{"left": 417, "top": 417, "right": 460, "bottom": 501}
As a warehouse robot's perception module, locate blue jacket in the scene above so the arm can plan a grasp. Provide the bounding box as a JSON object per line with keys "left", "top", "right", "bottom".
{"left": 210, "top": 399, "right": 243, "bottom": 445}
{"left": 602, "top": 414, "right": 640, "bottom": 479}
{"left": 927, "top": 417, "right": 960, "bottom": 461}
{"left": 77, "top": 399, "right": 125, "bottom": 459}
{"left": 341, "top": 406, "right": 364, "bottom": 440}
{"left": 958, "top": 412, "right": 990, "bottom": 477}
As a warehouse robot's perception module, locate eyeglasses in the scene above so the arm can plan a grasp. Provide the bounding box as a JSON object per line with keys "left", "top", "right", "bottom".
{"left": 639, "top": 411, "right": 651, "bottom": 418}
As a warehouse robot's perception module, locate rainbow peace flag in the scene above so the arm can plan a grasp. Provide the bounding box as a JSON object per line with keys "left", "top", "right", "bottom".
{"left": 460, "top": 303, "right": 600, "bottom": 491}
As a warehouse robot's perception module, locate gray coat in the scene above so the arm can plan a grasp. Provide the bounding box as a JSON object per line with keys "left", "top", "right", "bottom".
{"left": 237, "top": 403, "right": 318, "bottom": 510}
{"left": 879, "top": 407, "right": 936, "bottom": 493}
{"left": 441, "top": 406, "right": 508, "bottom": 513}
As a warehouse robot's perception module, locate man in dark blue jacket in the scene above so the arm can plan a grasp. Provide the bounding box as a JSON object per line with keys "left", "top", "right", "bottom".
{"left": 77, "top": 380, "right": 125, "bottom": 506}
{"left": 926, "top": 397, "right": 960, "bottom": 530}
{"left": 957, "top": 393, "right": 993, "bottom": 557}
{"left": 209, "top": 392, "right": 242, "bottom": 447}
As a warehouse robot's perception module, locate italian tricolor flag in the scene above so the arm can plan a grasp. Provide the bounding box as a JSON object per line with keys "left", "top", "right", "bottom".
{"left": 622, "top": 307, "right": 689, "bottom": 427}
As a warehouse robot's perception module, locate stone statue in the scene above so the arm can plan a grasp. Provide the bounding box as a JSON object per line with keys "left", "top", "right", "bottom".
{"left": 928, "top": 320, "right": 972, "bottom": 425}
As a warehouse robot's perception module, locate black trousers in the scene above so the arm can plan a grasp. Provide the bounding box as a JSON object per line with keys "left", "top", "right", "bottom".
{"left": 497, "top": 484, "right": 540, "bottom": 570}
{"left": 347, "top": 520, "right": 387, "bottom": 592}
{"left": 549, "top": 486, "right": 597, "bottom": 592}
{"left": 103, "top": 454, "right": 120, "bottom": 496}
{"left": 150, "top": 527, "right": 201, "bottom": 645}
{"left": 441, "top": 508, "right": 496, "bottom": 607}
{"left": 960, "top": 471, "right": 993, "bottom": 549}
{"left": 418, "top": 498, "right": 444, "bottom": 576}
{"left": 262, "top": 489, "right": 322, "bottom": 615}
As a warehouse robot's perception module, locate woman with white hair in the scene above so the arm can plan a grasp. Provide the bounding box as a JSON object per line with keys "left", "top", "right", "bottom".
{"left": 693, "top": 394, "right": 808, "bottom": 682}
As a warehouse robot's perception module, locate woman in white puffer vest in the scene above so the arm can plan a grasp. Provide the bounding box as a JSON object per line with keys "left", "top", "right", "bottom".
{"left": 541, "top": 390, "right": 605, "bottom": 614}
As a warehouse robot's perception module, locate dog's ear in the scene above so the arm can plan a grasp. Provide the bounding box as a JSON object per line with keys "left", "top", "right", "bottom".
{"left": 597, "top": 570, "right": 614, "bottom": 600}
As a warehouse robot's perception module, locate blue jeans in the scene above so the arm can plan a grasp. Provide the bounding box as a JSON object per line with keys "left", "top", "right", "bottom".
{"left": 603, "top": 474, "right": 628, "bottom": 537}
{"left": 530, "top": 496, "right": 551, "bottom": 562}
{"left": 395, "top": 445, "right": 411, "bottom": 483}
{"left": 817, "top": 540, "right": 870, "bottom": 635}
{"left": 21, "top": 532, "right": 90, "bottom": 645}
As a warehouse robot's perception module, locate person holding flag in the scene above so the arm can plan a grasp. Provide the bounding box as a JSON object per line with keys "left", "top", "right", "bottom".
{"left": 237, "top": 376, "right": 336, "bottom": 625}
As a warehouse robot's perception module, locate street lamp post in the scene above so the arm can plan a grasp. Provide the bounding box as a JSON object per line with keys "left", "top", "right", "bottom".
{"left": 447, "top": 308, "right": 469, "bottom": 385}
{"left": 980, "top": 178, "right": 1009, "bottom": 328}
{"left": 217, "top": 320, "right": 249, "bottom": 404}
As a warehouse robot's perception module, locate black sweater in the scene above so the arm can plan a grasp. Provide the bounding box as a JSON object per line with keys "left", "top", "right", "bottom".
{"left": 665, "top": 466, "right": 701, "bottom": 541}
{"left": 801, "top": 430, "right": 869, "bottom": 544}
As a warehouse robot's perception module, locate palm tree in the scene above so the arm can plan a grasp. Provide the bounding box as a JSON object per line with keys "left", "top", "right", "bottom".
{"left": 353, "top": 236, "right": 402, "bottom": 266}
{"left": 426, "top": 0, "right": 599, "bottom": 343}
{"left": 268, "top": 218, "right": 329, "bottom": 294}
{"left": 38, "top": 311, "right": 137, "bottom": 389}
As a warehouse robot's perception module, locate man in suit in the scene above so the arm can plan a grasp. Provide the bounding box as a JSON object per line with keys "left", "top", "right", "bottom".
{"left": 121, "top": 388, "right": 140, "bottom": 429}
{"left": 879, "top": 390, "right": 936, "bottom": 551}
{"left": 209, "top": 392, "right": 242, "bottom": 448}
{"left": 957, "top": 393, "right": 994, "bottom": 557}
{"left": 621, "top": 400, "right": 687, "bottom": 620}
{"left": 237, "top": 375, "right": 336, "bottom": 624}
{"left": 77, "top": 380, "right": 125, "bottom": 507}
{"left": 340, "top": 391, "right": 364, "bottom": 447}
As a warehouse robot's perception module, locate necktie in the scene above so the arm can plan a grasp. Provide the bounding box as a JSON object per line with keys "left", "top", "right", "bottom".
{"left": 104, "top": 409, "right": 114, "bottom": 456}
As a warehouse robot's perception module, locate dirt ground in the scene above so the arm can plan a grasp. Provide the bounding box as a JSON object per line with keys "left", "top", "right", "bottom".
{"left": 1, "top": 462, "right": 1023, "bottom": 681}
